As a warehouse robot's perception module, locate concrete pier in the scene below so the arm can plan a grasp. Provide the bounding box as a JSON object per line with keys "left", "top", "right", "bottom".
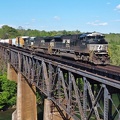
{"left": 43, "top": 99, "right": 72, "bottom": 120}
{"left": 7, "top": 63, "right": 17, "bottom": 82}
{"left": 16, "top": 73, "right": 37, "bottom": 120}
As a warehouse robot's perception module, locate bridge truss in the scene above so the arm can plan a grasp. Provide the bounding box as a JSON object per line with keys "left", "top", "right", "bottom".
{"left": 0, "top": 45, "right": 120, "bottom": 120}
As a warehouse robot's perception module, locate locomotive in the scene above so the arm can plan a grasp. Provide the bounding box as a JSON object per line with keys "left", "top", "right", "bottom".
{"left": 32, "top": 32, "right": 110, "bottom": 65}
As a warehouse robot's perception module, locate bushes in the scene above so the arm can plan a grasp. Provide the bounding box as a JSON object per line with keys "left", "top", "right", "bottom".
{"left": 105, "top": 33, "right": 120, "bottom": 66}
{"left": 0, "top": 74, "right": 17, "bottom": 110}
{"left": 105, "top": 33, "right": 120, "bottom": 45}
{"left": 109, "top": 44, "right": 120, "bottom": 66}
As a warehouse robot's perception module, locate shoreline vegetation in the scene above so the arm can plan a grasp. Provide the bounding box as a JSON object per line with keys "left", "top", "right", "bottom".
{"left": 0, "top": 74, "right": 17, "bottom": 120}
{"left": 0, "top": 74, "right": 17, "bottom": 111}
{"left": 0, "top": 74, "right": 44, "bottom": 119}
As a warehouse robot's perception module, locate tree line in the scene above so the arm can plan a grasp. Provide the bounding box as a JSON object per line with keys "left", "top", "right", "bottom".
{"left": 0, "top": 25, "right": 81, "bottom": 39}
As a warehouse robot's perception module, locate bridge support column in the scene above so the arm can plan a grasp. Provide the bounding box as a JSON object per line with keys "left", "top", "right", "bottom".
{"left": 44, "top": 99, "right": 63, "bottom": 120}
{"left": 44, "top": 99, "right": 71, "bottom": 120}
{"left": 7, "top": 63, "right": 18, "bottom": 119}
{"left": 43, "top": 99, "right": 52, "bottom": 120}
{"left": 7, "top": 63, "right": 17, "bottom": 82}
{"left": 17, "top": 73, "right": 37, "bottom": 120}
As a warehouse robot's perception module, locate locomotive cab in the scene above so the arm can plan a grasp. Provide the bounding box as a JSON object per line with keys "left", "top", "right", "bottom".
{"left": 86, "top": 33, "right": 110, "bottom": 64}
{"left": 77, "top": 32, "right": 110, "bottom": 64}
{"left": 86, "top": 33, "right": 108, "bottom": 53}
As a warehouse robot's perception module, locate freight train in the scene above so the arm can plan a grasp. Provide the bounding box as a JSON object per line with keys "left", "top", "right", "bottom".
{"left": 0, "top": 32, "right": 110, "bottom": 65}
{"left": 32, "top": 32, "right": 110, "bottom": 65}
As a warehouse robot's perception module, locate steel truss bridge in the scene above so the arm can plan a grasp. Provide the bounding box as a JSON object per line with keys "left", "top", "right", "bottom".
{"left": 0, "top": 44, "right": 120, "bottom": 120}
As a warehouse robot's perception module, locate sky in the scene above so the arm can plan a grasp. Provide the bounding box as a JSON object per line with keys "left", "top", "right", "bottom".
{"left": 0, "top": 0, "right": 120, "bottom": 33}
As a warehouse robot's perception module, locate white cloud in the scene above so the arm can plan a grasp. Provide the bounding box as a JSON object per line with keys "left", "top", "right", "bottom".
{"left": 54, "top": 16, "right": 60, "bottom": 20}
{"left": 99, "top": 22, "right": 108, "bottom": 26}
{"left": 0, "top": 24, "right": 5, "bottom": 28}
{"left": 116, "top": 4, "right": 120, "bottom": 9}
{"left": 115, "top": 4, "right": 120, "bottom": 11}
{"left": 87, "top": 21, "right": 108, "bottom": 26}
{"left": 107, "top": 2, "right": 110, "bottom": 5}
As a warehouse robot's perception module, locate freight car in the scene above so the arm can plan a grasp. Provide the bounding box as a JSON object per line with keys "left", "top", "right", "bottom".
{"left": 0, "top": 36, "right": 34, "bottom": 48}
{"left": 0, "top": 38, "right": 16, "bottom": 46}
{"left": 15, "top": 36, "right": 30, "bottom": 47}
{"left": 33, "top": 32, "right": 110, "bottom": 65}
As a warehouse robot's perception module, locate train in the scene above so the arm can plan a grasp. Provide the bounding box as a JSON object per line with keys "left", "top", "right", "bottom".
{"left": 0, "top": 32, "right": 110, "bottom": 65}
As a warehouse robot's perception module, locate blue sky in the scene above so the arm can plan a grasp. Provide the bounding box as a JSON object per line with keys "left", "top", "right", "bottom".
{"left": 0, "top": 0, "right": 120, "bottom": 33}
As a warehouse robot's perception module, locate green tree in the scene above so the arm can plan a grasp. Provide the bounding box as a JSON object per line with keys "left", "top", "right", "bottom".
{"left": 109, "top": 44, "right": 120, "bottom": 66}
{"left": 0, "top": 74, "right": 17, "bottom": 110}
{"left": 0, "top": 25, "right": 20, "bottom": 39}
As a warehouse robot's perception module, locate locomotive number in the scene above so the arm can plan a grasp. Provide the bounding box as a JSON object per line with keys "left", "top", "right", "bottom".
{"left": 97, "top": 45, "right": 103, "bottom": 51}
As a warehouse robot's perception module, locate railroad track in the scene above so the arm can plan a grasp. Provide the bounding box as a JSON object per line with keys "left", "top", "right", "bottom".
{"left": 1, "top": 43, "right": 120, "bottom": 81}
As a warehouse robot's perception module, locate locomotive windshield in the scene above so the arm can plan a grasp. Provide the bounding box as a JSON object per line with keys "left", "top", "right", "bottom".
{"left": 80, "top": 32, "right": 108, "bottom": 44}
{"left": 86, "top": 35, "right": 104, "bottom": 39}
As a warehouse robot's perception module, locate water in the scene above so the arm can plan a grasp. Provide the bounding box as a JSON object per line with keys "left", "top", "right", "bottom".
{"left": 0, "top": 109, "right": 15, "bottom": 120}
{"left": 0, "top": 107, "right": 43, "bottom": 120}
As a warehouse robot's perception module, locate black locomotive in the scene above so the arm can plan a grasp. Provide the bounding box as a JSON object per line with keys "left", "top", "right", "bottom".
{"left": 31, "top": 32, "right": 110, "bottom": 65}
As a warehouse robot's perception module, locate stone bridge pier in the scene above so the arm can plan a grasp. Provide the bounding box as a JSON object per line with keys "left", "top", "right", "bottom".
{"left": 43, "top": 99, "right": 72, "bottom": 120}
{"left": 7, "top": 63, "right": 37, "bottom": 120}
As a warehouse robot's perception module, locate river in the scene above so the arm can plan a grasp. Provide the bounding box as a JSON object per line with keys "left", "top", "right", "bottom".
{"left": 0, "top": 106, "right": 43, "bottom": 120}
{"left": 0, "top": 108, "right": 15, "bottom": 120}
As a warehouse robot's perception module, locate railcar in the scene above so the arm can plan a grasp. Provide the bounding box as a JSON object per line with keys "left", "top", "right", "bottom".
{"left": 0, "top": 39, "right": 12, "bottom": 44}
{"left": 33, "top": 36, "right": 53, "bottom": 53}
{"left": 15, "top": 36, "right": 30, "bottom": 47}
{"left": 0, "top": 38, "right": 16, "bottom": 46}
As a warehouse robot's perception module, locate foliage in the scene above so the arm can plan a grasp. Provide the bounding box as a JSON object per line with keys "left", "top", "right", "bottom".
{"left": 0, "top": 25, "right": 20, "bottom": 39}
{"left": 105, "top": 33, "right": 120, "bottom": 66}
{"left": 108, "top": 44, "right": 120, "bottom": 66}
{"left": 105, "top": 33, "right": 120, "bottom": 45}
{"left": 36, "top": 91, "right": 44, "bottom": 105}
{"left": 0, "top": 74, "right": 17, "bottom": 110}
{"left": 0, "top": 25, "right": 81, "bottom": 39}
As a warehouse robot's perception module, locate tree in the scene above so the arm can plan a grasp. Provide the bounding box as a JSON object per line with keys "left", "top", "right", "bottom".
{"left": 0, "top": 74, "right": 17, "bottom": 110}
{"left": 0, "top": 25, "right": 20, "bottom": 39}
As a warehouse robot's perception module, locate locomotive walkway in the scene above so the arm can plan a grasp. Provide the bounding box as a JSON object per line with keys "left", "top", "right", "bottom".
{"left": 0, "top": 43, "right": 120, "bottom": 120}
